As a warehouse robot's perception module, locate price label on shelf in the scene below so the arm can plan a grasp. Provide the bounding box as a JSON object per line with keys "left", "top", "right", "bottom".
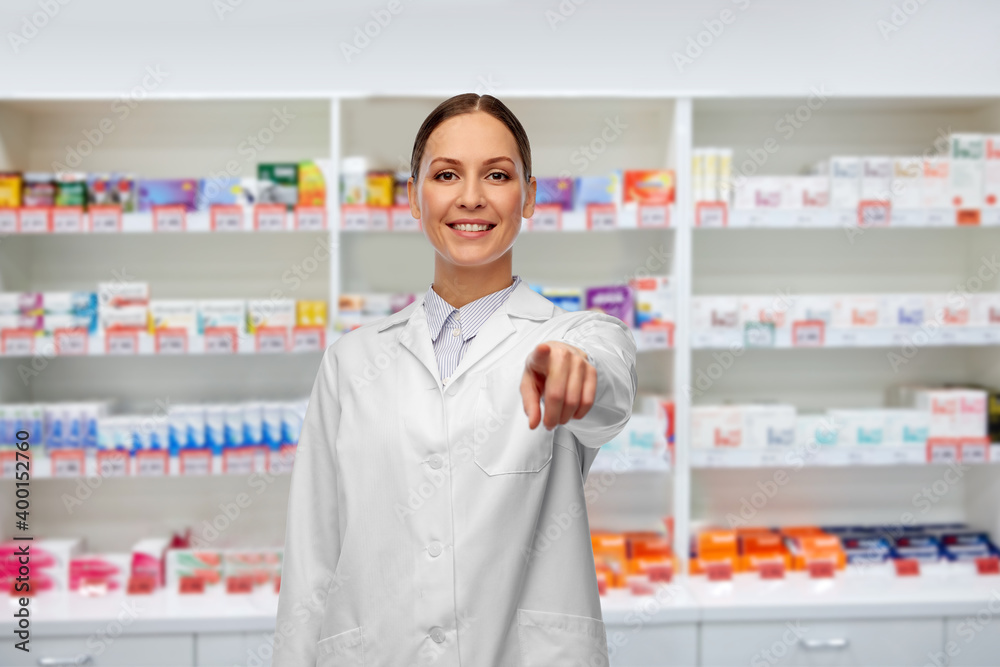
{"left": 925, "top": 209, "right": 952, "bottom": 227}
{"left": 256, "top": 327, "right": 288, "bottom": 353}
{"left": 127, "top": 574, "right": 156, "bottom": 595}
{"left": 758, "top": 560, "right": 785, "bottom": 580}
{"left": 960, "top": 439, "right": 989, "bottom": 464}
{"left": 155, "top": 328, "right": 188, "bottom": 355}
{"left": 638, "top": 204, "right": 669, "bottom": 228}
{"left": 0, "top": 451, "right": 23, "bottom": 478}
{"left": 211, "top": 205, "right": 243, "bottom": 232}
{"left": 744, "top": 322, "right": 775, "bottom": 348}
{"left": 341, "top": 205, "right": 369, "bottom": 231}
{"left": 224, "top": 448, "right": 256, "bottom": 475}
{"left": 292, "top": 326, "right": 325, "bottom": 353}
{"left": 180, "top": 449, "right": 211, "bottom": 475}
{"left": 807, "top": 559, "right": 836, "bottom": 579}
{"left": 53, "top": 207, "right": 84, "bottom": 233}
{"left": 696, "top": 202, "right": 728, "bottom": 228}
{"left": 638, "top": 324, "right": 673, "bottom": 350}
{"left": 96, "top": 450, "right": 128, "bottom": 477}
{"left": 295, "top": 205, "right": 326, "bottom": 231}
{"left": 19, "top": 207, "right": 51, "bottom": 233}
{"left": 976, "top": 556, "right": 1000, "bottom": 575}
{"left": 367, "top": 207, "right": 389, "bottom": 232}
{"left": 226, "top": 575, "right": 254, "bottom": 594}
{"left": 937, "top": 329, "right": 959, "bottom": 345}
{"left": 135, "top": 449, "right": 168, "bottom": 476}
{"left": 927, "top": 439, "right": 960, "bottom": 464}
{"left": 858, "top": 200, "right": 891, "bottom": 227}
{"left": 847, "top": 450, "right": 866, "bottom": 465}
{"left": 54, "top": 328, "right": 88, "bottom": 355}
{"left": 528, "top": 204, "right": 561, "bottom": 232}
{"left": 179, "top": 576, "right": 205, "bottom": 594}
{"left": 51, "top": 450, "right": 84, "bottom": 478}
{"left": 759, "top": 451, "right": 782, "bottom": 467}
{"left": 106, "top": 330, "right": 138, "bottom": 355}
{"left": 705, "top": 561, "right": 733, "bottom": 582}
{"left": 1, "top": 329, "right": 34, "bottom": 356}
{"left": 254, "top": 204, "right": 286, "bottom": 231}
{"left": 894, "top": 559, "right": 920, "bottom": 577}
{"left": 89, "top": 206, "right": 122, "bottom": 233}
{"left": 268, "top": 444, "right": 296, "bottom": 475}
{"left": 0, "top": 208, "right": 17, "bottom": 233}
{"left": 956, "top": 209, "right": 981, "bottom": 226}
{"left": 792, "top": 320, "right": 825, "bottom": 347}
{"left": 586, "top": 204, "right": 617, "bottom": 231}
{"left": 204, "top": 327, "right": 237, "bottom": 354}
{"left": 390, "top": 205, "right": 420, "bottom": 231}
{"left": 153, "top": 206, "right": 186, "bottom": 232}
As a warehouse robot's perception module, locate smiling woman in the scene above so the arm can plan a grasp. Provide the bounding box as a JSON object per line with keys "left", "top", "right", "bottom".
{"left": 273, "top": 93, "right": 638, "bottom": 667}
{"left": 406, "top": 93, "right": 537, "bottom": 308}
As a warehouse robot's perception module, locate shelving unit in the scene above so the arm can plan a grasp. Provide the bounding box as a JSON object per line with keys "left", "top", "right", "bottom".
{"left": 3, "top": 93, "right": 1000, "bottom": 666}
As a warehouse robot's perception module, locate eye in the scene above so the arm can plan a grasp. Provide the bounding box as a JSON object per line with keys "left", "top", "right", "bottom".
{"left": 487, "top": 171, "right": 511, "bottom": 181}
{"left": 434, "top": 171, "right": 458, "bottom": 181}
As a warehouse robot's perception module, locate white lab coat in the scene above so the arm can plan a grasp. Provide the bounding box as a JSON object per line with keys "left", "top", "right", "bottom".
{"left": 274, "top": 280, "right": 638, "bottom": 667}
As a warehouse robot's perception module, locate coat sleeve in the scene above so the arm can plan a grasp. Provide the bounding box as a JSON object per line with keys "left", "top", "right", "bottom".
{"left": 272, "top": 344, "right": 343, "bottom": 667}
{"left": 554, "top": 310, "right": 638, "bottom": 449}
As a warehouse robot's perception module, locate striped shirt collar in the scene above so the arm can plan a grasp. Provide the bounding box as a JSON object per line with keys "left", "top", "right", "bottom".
{"left": 423, "top": 275, "right": 522, "bottom": 343}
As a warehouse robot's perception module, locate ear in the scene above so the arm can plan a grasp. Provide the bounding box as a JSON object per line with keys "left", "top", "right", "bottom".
{"left": 521, "top": 176, "right": 537, "bottom": 220}
{"left": 407, "top": 176, "right": 420, "bottom": 220}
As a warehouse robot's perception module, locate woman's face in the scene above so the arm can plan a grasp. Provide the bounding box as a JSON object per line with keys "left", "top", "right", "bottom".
{"left": 408, "top": 111, "right": 536, "bottom": 269}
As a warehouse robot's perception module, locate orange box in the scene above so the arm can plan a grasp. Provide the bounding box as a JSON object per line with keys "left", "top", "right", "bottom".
{"left": 623, "top": 170, "right": 675, "bottom": 206}
{"left": 689, "top": 553, "right": 741, "bottom": 576}
{"left": 795, "top": 551, "right": 846, "bottom": 571}
{"left": 592, "top": 532, "right": 627, "bottom": 587}
{"left": 626, "top": 555, "right": 675, "bottom": 582}
{"left": 591, "top": 533, "right": 627, "bottom": 560}
{"left": 741, "top": 533, "right": 784, "bottom": 554}
{"left": 785, "top": 534, "right": 846, "bottom": 571}
{"left": 697, "top": 530, "right": 737, "bottom": 556}
{"left": 779, "top": 525, "right": 825, "bottom": 537}
{"left": 625, "top": 532, "right": 672, "bottom": 559}
{"left": 741, "top": 551, "right": 792, "bottom": 573}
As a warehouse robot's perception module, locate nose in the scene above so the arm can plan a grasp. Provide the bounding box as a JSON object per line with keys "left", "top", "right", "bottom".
{"left": 456, "top": 177, "right": 486, "bottom": 210}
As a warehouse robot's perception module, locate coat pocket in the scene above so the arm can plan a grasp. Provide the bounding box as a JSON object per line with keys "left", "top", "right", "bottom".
{"left": 517, "top": 608, "right": 609, "bottom": 667}
{"left": 316, "top": 626, "right": 365, "bottom": 667}
{"left": 473, "top": 364, "right": 554, "bottom": 475}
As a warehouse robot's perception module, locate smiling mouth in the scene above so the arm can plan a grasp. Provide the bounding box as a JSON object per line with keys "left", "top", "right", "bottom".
{"left": 447, "top": 222, "right": 497, "bottom": 232}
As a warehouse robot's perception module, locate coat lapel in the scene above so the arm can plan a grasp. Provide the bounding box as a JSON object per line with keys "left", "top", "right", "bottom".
{"left": 376, "top": 281, "right": 555, "bottom": 387}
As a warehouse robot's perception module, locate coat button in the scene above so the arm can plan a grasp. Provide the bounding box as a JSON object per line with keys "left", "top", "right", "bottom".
{"left": 428, "top": 541, "right": 443, "bottom": 557}
{"left": 430, "top": 626, "right": 445, "bottom": 643}
{"left": 428, "top": 454, "right": 443, "bottom": 470}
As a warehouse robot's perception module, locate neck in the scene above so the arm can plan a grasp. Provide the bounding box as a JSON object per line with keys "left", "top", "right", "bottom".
{"left": 431, "top": 255, "right": 514, "bottom": 309}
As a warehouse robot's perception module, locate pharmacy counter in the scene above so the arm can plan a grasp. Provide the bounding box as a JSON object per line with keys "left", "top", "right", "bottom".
{"left": 3, "top": 572, "right": 1000, "bottom": 667}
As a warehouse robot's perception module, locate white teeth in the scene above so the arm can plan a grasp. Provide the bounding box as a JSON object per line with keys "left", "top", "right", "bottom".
{"left": 453, "top": 223, "right": 492, "bottom": 232}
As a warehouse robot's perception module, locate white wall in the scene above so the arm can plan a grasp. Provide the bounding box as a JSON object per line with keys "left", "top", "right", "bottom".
{"left": 0, "top": 0, "right": 998, "bottom": 98}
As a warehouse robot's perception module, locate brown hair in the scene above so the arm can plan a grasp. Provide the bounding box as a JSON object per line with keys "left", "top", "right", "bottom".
{"left": 410, "top": 93, "right": 532, "bottom": 184}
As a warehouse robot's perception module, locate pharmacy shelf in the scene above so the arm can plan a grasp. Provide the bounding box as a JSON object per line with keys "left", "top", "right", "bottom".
{"left": 340, "top": 204, "right": 675, "bottom": 233}
{"left": 2, "top": 449, "right": 295, "bottom": 480}
{"left": 0, "top": 326, "right": 669, "bottom": 357}
{"left": 691, "top": 326, "right": 1000, "bottom": 350}
{"left": 0, "top": 206, "right": 323, "bottom": 234}
{"left": 0, "top": 328, "right": 332, "bottom": 358}
{"left": 695, "top": 206, "right": 1000, "bottom": 229}
{"left": 687, "top": 562, "right": 1000, "bottom": 622}
{"left": 4, "top": 566, "right": 999, "bottom": 637}
{"left": 690, "top": 444, "right": 1000, "bottom": 469}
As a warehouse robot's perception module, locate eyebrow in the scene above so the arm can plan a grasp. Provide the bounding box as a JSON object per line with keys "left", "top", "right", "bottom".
{"left": 429, "top": 156, "right": 516, "bottom": 167}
